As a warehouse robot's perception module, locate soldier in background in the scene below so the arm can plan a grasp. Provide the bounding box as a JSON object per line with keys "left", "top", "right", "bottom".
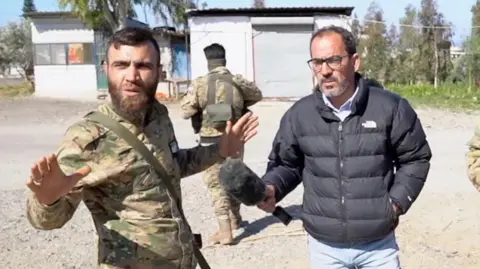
{"left": 25, "top": 28, "right": 259, "bottom": 269}
{"left": 180, "top": 43, "right": 263, "bottom": 245}
{"left": 466, "top": 123, "right": 480, "bottom": 192}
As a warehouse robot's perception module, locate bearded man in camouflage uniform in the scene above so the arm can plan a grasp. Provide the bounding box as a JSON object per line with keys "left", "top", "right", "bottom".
{"left": 179, "top": 43, "right": 263, "bottom": 245}
{"left": 25, "top": 28, "right": 259, "bottom": 269}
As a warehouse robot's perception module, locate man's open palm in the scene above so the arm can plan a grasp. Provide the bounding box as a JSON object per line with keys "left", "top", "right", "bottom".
{"left": 219, "top": 112, "right": 259, "bottom": 158}
{"left": 26, "top": 153, "right": 91, "bottom": 205}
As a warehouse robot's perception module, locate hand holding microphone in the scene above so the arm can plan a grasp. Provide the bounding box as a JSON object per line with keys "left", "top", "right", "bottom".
{"left": 257, "top": 184, "right": 277, "bottom": 213}
{"left": 219, "top": 157, "right": 293, "bottom": 226}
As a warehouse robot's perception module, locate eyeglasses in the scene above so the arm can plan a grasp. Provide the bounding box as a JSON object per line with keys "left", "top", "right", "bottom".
{"left": 307, "top": 54, "right": 349, "bottom": 71}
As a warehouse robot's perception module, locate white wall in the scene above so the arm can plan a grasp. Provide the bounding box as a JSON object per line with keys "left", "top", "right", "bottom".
{"left": 154, "top": 35, "right": 188, "bottom": 97}
{"left": 154, "top": 36, "right": 171, "bottom": 96}
{"left": 155, "top": 36, "right": 173, "bottom": 78}
{"left": 34, "top": 65, "right": 97, "bottom": 99}
{"left": 31, "top": 17, "right": 94, "bottom": 44}
{"left": 314, "top": 15, "right": 351, "bottom": 31}
{"left": 188, "top": 16, "right": 253, "bottom": 80}
{"left": 30, "top": 17, "right": 97, "bottom": 100}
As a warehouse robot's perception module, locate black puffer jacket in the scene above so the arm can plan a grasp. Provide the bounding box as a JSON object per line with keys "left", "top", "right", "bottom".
{"left": 262, "top": 75, "right": 432, "bottom": 244}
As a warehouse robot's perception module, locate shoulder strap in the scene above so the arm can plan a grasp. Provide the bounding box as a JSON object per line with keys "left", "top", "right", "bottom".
{"left": 84, "top": 111, "right": 211, "bottom": 269}
{"left": 207, "top": 73, "right": 235, "bottom": 105}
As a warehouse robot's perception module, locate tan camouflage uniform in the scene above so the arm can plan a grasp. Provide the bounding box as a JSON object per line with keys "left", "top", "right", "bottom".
{"left": 180, "top": 66, "right": 262, "bottom": 244}
{"left": 466, "top": 121, "right": 480, "bottom": 192}
{"left": 26, "top": 101, "right": 225, "bottom": 269}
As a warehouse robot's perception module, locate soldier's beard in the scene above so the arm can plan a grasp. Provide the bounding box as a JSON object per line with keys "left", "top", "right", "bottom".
{"left": 108, "top": 79, "right": 157, "bottom": 125}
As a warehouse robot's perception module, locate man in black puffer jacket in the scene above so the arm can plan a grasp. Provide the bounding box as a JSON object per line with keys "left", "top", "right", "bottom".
{"left": 257, "top": 26, "right": 432, "bottom": 269}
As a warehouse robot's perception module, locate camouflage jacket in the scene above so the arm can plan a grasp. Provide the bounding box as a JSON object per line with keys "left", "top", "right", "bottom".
{"left": 26, "top": 102, "right": 224, "bottom": 269}
{"left": 179, "top": 66, "right": 263, "bottom": 137}
{"left": 467, "top": 121, "right": 480, "bottom": 192}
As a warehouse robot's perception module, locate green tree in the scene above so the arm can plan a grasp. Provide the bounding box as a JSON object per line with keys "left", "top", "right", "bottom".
{"left": 192, "top": 0, "right": 207, "bottom": 9}
{"left": 23, "top": 0, "right": 37, "bottom": 13}
{"left": 417, "top": 0, "right": 452, "bottom": 87}
{"left": 396, "top": 4, "right": 421, "bottom": 84}
{"left": 57, "top": 0, "right": 129, "bottom": 33}
{"left": 57, "top": 0, "right": 193, "bottom": 34}
{"left": 253, "top": 0, "right": 265, "bottom": 8}
{"left": 0, "top": 20, "right": 34, "bottom": 84}
{"left": 418, "top": 0, "right": 437, "bottom": 84}
{"left": 466, "top": 0, "right": 480, "bottom": 88}
{"left": 384, "top": 23, "right": 399, "bottom": 84}
{"left": 434, "top": 13, "right": 453, "bottom": 84}
{"left": 148, "top": 0, "right": 197, "bottom": 28}
{"left": 358, "top": 1, "right": 389, "bottom": 83}
{"left": 350, "top": 13, "right": 362, "bottom": 47}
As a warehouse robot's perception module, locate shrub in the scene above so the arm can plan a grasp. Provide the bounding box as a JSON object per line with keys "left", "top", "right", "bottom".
{"left": 0, "top": 81, "right": 34, "bottom": 97}
{"left": 385, "top": 83, "right": 480, "bottom": 110}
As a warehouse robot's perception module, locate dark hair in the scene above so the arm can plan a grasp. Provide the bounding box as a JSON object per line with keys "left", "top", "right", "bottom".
{"left": 310, "top": 25, "right": 357, "bottom": 55}
{"left": 106, "top": 27, "right": 161, "bottom": 66}
{"left": 203, "top": 43, "right": 226, "bottom": 60}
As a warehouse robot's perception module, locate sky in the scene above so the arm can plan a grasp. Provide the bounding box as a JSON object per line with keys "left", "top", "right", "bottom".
{"left": 1, "top": 0, "right": 476, "bottom": 46}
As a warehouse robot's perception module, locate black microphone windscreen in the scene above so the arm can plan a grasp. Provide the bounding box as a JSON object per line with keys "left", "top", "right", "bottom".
{"left": 219, "top": 157, "right": 266, "bottom": 206}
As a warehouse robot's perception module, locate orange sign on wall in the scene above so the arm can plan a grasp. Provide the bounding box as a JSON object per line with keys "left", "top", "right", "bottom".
{"left": 68, "top": 44, "right": 84, "bottom": 64}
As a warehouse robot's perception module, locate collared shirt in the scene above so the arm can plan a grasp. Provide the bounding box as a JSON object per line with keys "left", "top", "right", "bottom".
{"left": 322, "top": 87, "right": 359, "bottom": 122}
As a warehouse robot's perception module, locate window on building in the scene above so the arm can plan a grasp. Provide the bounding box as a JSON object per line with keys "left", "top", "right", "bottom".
{"left": 34, "top": 43, "right": 94, "bottom": 65}
{"left": 51, "top": 44, "right": 67, "bottom": 65}
{"left": 68, "top": 43, "right": 94, "bottom": 64}
{"left": 34, "top": 44, "right": 51, "bottom": 65}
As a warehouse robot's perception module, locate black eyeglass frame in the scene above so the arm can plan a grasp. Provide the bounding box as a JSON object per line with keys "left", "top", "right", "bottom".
{"left": 307, "top": 54, "right": 351, "bottom": 71}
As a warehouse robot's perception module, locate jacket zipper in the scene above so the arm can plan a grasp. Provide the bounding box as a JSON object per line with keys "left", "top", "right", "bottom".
{"left": 338, "top": 121, "right": 346, "bottom": 241}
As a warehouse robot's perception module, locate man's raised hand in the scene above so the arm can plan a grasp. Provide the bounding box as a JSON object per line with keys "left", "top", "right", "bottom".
{"left": 26, "top": 153, "right": 91, "bottom": 205}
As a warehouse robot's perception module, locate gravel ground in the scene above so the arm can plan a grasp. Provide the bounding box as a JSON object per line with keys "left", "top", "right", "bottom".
{"left": 1, "top": 96, "right": 480, "bottom": 269}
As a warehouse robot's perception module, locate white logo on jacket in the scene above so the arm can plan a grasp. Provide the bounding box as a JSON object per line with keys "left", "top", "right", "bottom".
{"left": 362, "top": 120, "right": 377, "bottom": 128}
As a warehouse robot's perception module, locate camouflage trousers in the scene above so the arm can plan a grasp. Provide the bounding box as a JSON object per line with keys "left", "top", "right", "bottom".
{"left": 201, "top": 138, "right": 243, "bottom": 220}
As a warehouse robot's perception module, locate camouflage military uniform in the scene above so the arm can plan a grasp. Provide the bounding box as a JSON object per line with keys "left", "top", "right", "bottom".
{"left": 467, "top": 121, "right": 480, "bottom": 192}
{"left": 180, "top": 66, "right": 262, "bottom": 242}
{"left": 26, "top": 101, "right": 225, "bottom": 268}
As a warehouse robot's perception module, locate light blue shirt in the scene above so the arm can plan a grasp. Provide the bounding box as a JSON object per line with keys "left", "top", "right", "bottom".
{"left": 322, "top": 87, "right": 359, "bottom": 122}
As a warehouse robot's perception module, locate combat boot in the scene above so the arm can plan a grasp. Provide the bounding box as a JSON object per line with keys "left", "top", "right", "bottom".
{"left": 229, "top": 210, "right": 243, "bottom": 230}
{"left": 209, "top": 218, "right": 234, "bottom": 245}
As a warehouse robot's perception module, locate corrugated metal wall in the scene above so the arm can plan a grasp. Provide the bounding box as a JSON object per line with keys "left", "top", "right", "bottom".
{"left": 252, "top": 24, "right": 314, "bottom": 98}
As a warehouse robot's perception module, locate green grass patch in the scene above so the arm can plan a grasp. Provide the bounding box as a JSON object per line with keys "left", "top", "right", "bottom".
{"left": 386, "top": 83, "right": 480, "bottom": 111}
{"left": 0, "top": 82, "right": 34, "bottom": 98}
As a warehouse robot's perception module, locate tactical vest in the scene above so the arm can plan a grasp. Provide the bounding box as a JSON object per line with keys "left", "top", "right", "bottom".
{"left": 203, "top": 72, "right": 241, "bottom": 130}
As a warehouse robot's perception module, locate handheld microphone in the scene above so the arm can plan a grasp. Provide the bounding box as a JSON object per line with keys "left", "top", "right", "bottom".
{"left": 219, "top": 157, "right": 293, "bottom": 226}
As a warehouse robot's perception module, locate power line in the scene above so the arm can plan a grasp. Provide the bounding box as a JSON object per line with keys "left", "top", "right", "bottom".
{"left": 354, "top": 17, "right": 477, "bottom": 29}
{"left": 359, "top": 18, "right": 456, "bottom": 29}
